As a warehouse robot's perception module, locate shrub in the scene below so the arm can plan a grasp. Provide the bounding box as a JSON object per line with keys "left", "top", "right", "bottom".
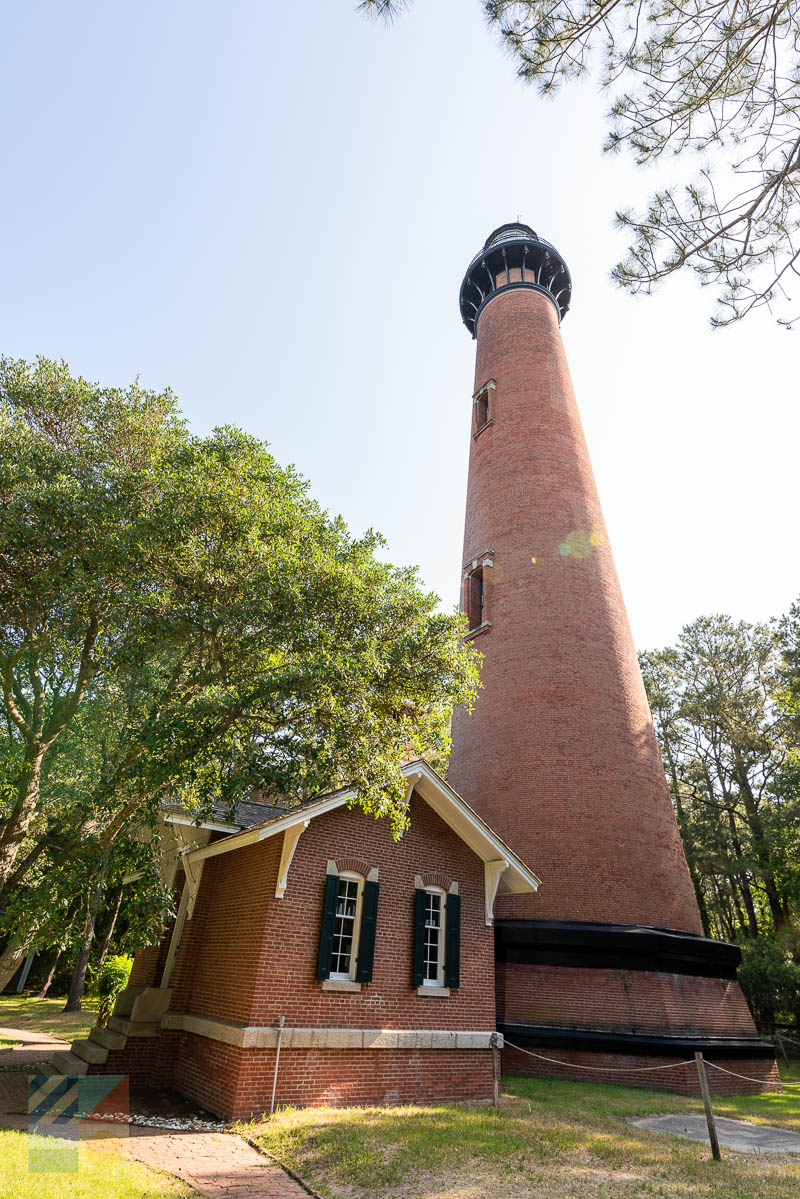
{"left": 95, "top": 954, "right": 133, "bottom": 1028}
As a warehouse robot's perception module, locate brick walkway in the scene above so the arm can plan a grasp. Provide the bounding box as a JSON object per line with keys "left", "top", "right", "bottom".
{"left": 125, "top": 1128, "right": 313, "bottom": 1199}
{"left": 0, "top": 1024, "right": 68, "bottom": 1072}
{"left": 0, "top": 1022, "right": 313, "bottom": 1199}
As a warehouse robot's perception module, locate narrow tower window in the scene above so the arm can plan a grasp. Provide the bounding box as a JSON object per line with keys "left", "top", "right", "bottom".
{"left": 475, "top": 391, "right": 489, "bottom": 430}
{"left": 462, "top": 552, "right": 493, "bottom": 635}
{"left": 466, "top": 567, "right": 484, "bottom": 631}
{"left": 473, "top": 380, "right": 495, "bottom": 437}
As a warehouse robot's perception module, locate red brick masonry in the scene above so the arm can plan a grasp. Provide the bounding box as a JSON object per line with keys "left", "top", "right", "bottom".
{"left": 448, "top": 260, "right": 775, "bottom": 1090}
{"left": 106, "top": 795, "right": 500, "bottom": 1117}
{"left": 497, "top": 963, "right": 758, "bottom": 1037}
{"left": 449, "top": 284, "right": 700, "bottom": 931}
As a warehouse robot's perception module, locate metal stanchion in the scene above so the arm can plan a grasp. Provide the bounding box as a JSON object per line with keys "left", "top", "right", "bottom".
{"left": 490, "top": 1032, "right": 500, "bottom": 1108}
{"left": 270, "top": 1015, "right": 285, "bottom": 1116}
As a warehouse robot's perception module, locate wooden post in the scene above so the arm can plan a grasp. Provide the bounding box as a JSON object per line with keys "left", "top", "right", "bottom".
{"left": 776, "top": 1032, "right": 791, "bottom": 1070}
{"left": 490, "top": 1032, "right": 500, "bottom": 1108}
{"left": 695, "top": 1052, "right": 721, "bottom": 1162}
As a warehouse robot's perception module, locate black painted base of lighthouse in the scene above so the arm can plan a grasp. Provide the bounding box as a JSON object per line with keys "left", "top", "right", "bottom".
{"left": 495, "top": 919, "right": 744, "bottom": 979}
{"left": 494, "top": 919, "right": 777, "bottom": 1091}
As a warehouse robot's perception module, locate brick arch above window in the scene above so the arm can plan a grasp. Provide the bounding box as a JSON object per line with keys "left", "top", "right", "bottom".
{"left": 328, "top": 857, "right": 379, "bottom": 881}
{"left": 414, "top": 871, "right": 458, "bottom": 894}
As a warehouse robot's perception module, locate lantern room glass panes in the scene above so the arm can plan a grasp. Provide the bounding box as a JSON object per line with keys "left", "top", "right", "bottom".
{"left": 330, "top": 876, "right": 361, "bottom": 978}
{"left": 423, "top": 890, "right": 444, "bottom": 985}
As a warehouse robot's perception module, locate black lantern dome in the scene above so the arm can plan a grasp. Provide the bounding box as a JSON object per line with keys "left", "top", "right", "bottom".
{"left": 459, "top": 222, "right": 572, "bottom": 337}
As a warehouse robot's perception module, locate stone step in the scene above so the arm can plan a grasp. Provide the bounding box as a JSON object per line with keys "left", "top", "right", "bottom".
{"left": 49, "top": 1051, "right": 89, "bottom": 1076}
{"left": 89, "top": 1026, "right": 126, "bottom": 1051}
{"left": 107, "top": 1016, "right": 137, "bottom": 1036}
{"left": 107, "top": 1015, "right": 161, "bottom": 1038}
{"left": 129, "top": 987, "right": 172, "bottom": 1023}
{"left": 111, "top": 984, "right": 148, "bottom": 1018}
{"left": 70, "top": 1039, "right": 108, "bottom": 1065}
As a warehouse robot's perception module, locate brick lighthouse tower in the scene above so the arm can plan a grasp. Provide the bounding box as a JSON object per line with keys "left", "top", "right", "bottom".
{"left": 448, "top": 223, "right": 777, "bottom": 1091}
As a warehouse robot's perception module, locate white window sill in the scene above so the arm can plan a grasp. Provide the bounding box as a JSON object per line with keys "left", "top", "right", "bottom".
{"left": 417, "top": 985, "right": 450, "bottom": 997}
{"left": 322, "top": 979, "right": 362, "bottom": 993}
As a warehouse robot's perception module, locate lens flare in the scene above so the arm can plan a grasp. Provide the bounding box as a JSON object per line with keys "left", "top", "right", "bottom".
{"left": 530, "top": 556, "right": 537, "bottom": 565}
{"left": 558, "top": 528, "right": 606, "bottom": 558}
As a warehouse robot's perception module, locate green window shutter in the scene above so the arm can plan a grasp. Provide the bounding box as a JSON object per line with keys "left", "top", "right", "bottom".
{"left": 355, "top": 880, "right": 379, "bottom": 982}
{"left": 316, "top": 873, "right": 340, "bottom": 980}
{"left": 412, "top": 888, "right": 426, "bottom": 987}
{"left": 444, "top": 892, "right": 461, "bottom": 989}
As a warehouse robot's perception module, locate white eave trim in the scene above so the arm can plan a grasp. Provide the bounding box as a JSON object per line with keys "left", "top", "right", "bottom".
{"left": 165, "top": 813, "right": 241, "bottom": 834}
{"left": 182, "top": 760, "right": 539, "bottom": 900}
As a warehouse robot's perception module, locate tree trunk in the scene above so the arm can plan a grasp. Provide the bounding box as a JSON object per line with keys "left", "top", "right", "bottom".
{"left": 726, "top": 811, "right": 760, "bottom": 937}
{"left": 96, "top": 888, "right": 123, "bottom": 970}
{"left": 669, "top": 768, "right": 712, "bottom": 936}
{"left": 0, "top": 834, "right": 51, "bottom": 912}
{"left": 63, "top": 853, "right": 109, "bottom": 1013}
{"left": 727, "top": 873, "right": 751, "bottom": 940}
{"left": 736, "top": 765, "right": 788, "bottom": 931}
{"left": 37, "top": 949, "right": 62, "bottom": 999}
{"left": 0, "top": 945, "right": 30, "bottom": 993}
{"left": 710, "top": 876, "right": 735, "bottom": 941}
{"left": 0, "top": 752, "right": 46, "bottom": 892}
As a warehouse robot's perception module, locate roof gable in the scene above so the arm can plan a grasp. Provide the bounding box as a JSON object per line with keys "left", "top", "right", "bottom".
{"left": 182, "top": 760, "right": 539, "bottom": 924}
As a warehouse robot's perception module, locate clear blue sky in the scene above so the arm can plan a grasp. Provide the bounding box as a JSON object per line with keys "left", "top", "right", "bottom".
{"left": 2, "top": 0, "right": 797, "bottom": 649}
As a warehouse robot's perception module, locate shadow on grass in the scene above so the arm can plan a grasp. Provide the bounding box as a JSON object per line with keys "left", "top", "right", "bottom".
{"left": 248, "top": 1074, "right": 800, "bottom": 1199}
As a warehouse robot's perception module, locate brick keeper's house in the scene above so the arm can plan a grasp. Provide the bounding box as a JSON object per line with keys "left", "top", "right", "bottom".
{"left": 54, "top": 760, "right": 539, "bottom": 1119}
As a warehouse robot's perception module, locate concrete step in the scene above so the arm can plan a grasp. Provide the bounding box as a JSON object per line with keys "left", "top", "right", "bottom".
{"left": 107, "top": 1015, "right": 161, "bottom": 1038}
{"left": 107, "top": 1016, "right": 132, "bottom": 1035}
{"left": 111, "top": 985, "right": 148, "bottom": 1018}
{"left": 89, "top": 1026, "right": 126, "bottom": 1051}
{"left": 49, "top": 1051, "right": 89, "bottom": 1076}
{"left": 70, "top": 1039, "right": 108, "bottom": 1065}
{"left": 129, "top": 986, "right": 172, "bottom": 1024}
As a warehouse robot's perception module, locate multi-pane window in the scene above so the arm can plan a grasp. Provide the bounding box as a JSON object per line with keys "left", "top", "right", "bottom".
{"left": 412, "top": 884, "right": 461, "bottom": 991}
{"left": 330, "top": 875, "right": 362, "bottom": 979}
{"left": 423, "top": 889, "right": 444, "bottom": 985}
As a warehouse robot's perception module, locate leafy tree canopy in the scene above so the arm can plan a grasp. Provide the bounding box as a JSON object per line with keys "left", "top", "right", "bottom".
{"left": 363, "top": 0, "right": 800, "bottom": 326}
{"left": 0, "top": 356, "right": 478, "bottom": 974}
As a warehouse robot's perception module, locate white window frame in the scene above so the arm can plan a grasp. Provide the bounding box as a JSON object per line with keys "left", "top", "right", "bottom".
{"left": 329, "top": 871, "right": 364, "bottom": 982}
{"left": 421, "top": 885, "right": 446, "bottom": 988}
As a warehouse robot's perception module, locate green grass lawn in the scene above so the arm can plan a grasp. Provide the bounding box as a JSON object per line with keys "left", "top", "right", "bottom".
{"left": 0, "top": 1129, "right": 197, "bottom": 1199}
{"left": 248, "top": 1065, "right": 800, "bottom": 1199}
{"left": 0, "top": 994, "right": 99, "bottom": 1046}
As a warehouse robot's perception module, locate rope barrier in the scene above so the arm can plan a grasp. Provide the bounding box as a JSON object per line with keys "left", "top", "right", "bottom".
{"left": 504, "top": 1039, "right": 799, "bottom": 1087}
{"left": 503, "top": 1040, "right": 695, "bottom": 1074}
{"left": 705, "top": 1060, "right": 800, "bottom": 1087}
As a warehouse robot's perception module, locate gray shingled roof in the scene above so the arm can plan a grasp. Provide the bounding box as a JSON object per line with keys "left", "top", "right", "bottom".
{"left": 164, "top": 790, "right": 337, "bottom": 832}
